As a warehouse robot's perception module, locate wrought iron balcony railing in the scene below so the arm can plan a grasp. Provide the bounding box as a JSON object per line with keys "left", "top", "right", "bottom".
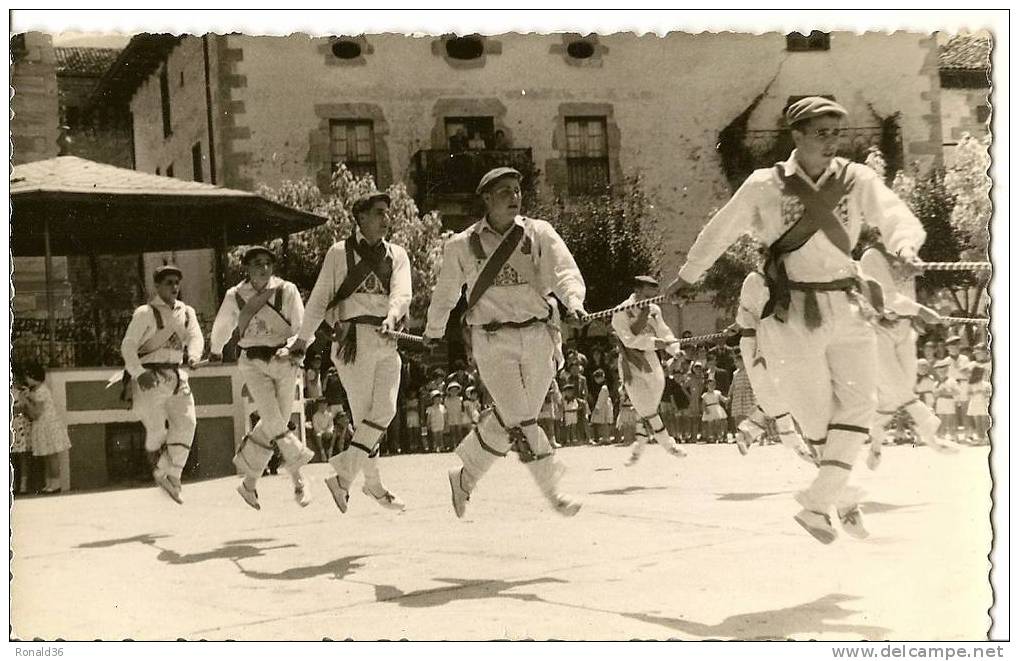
{"left": 412, "top": 148, "right": 533, "bottom": 199}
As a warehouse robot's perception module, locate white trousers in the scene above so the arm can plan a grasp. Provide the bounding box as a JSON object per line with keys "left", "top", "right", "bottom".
{"left": 233, "top": 354, "right": 313, "bottom": 480}
{"left": 871, "top": 319, "right": 939, "bottom": 446}
{"left": 456, "top": 324, "right": 566, "bottom": 499}
{"left": 618, "top": 352, "right": 679, "bottom": 455}
{"left": 131, "top": 368, "right": 196, "bottom": 480}
{"left": 767, "top": 290, "right": 878, "bottom": 511}
{"left": 329, "top": 325, "right": 401, "bottom": 489}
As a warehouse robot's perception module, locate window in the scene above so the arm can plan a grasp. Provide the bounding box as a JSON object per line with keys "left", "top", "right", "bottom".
{"left": 159, "top": 65, "right": 172, "bottom": 138}
{"left": 445, "top": 35, "right": 484, "bottom": 60}
{"left": 786, "top": 31, "right": 831, "bottom": 52}
{"left": 445, "top": 116, "right": 495, "bottom": 151}
{"left": 331, "top": 40, "right": 362, "bottom": 59}
{"left": 155, "top": 166, "right": 161, "bottom": 176}
{"left": 192, "top": 142, "right": 204, "bottom": 182}
{"left": 566, "top": 40, "right": 595, "bottom": 60}
{"left": 166, "top": 163, "right": 174, "bottom": 178}
{"left": 64, "top": 106, "right": 80, "bottom": 130}
{"left": 565, "top": 116, "right": 610, "bottom": 195}
{"left": 330, "top": 120, "right": 377, "bottom": 181}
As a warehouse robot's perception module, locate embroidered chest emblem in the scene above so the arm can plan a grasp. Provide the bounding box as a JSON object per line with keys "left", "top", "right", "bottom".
{"left": 780, "top": 194, "right": 805, "bottom": 228}
{"left": 493, "top": 263, "right": 526, "bottom": 287}
{"left": 249, "top": 316, "right": 270, "bottom": 336}
{"left": 358, "top": 272, "right": 386, "bottom": 295}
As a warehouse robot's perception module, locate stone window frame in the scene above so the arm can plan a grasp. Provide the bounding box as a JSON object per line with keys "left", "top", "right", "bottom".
{"left": 309, "top": 103, "right": 392, "bottom": 191}
{"left": 786, "top": 31, "right": 831, "bottom": 52}
{"left": 319, "top": 35, "right": 374, "bottom": 67}
{"left": 431, "top": 34, "right": 503, "bottom": 70}
{"left": 546, "top": 104, "right": 622, "bottom": 199}
{"left": 549, "top": 33, "right": 609, "bottom": 68}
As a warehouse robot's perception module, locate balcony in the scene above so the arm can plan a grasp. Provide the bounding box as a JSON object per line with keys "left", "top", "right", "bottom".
{"left": 412, "top": 148, "right": 534, "bottom": 202}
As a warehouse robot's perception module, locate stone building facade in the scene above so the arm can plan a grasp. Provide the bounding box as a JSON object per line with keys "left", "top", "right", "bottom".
{"left": 106, "top": 30, "right": 955, "bottom": 332}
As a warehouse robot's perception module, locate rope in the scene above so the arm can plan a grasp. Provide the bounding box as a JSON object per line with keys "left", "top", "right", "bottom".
{"left": 678, "top": 331, "right": 730, "bottom": 346}
{"left": 917, "top": 261, "right": 991, "bottom": 272}
{"left": 580, "top": 295, "right": 668, "bottom": 323}
{"left": 377, "top": 328, "right": 426, "bottom": 343}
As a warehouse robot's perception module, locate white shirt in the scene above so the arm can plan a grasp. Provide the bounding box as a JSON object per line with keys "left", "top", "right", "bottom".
{"left": 425, "top": 215, "right": 586, "bottom": 338}
{"left": 611, "top": 294, "right": 680, "bottom": 356}
{"left": 210, "top": 275, "right": 304, "bottom": 353}
{"left": 678, "top": 151, "right": 926, "bottom": 285}
{"left": 735, "top": 271, "right": 769, "bottom": 330}
{"left": 858, "top": 248, "right": 925, "bottom": 317}
{"left": 299, "top": 230, "right": 412, "bottom": 342}
{"left": 121, "top": 297, "right": 204, "bottom": 378}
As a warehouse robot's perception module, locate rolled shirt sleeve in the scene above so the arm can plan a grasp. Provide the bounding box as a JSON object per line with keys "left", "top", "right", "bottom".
{"left": 121, "top": 307, "right": 154, "bottom": 379}
{"left": 185, "top": 306, "right": 205, "bottom": 363}
{"left": 299, "top": 244, "right": 343, "bottom": 343}
{"left": 424, "top": 239, "right": 467, "bottom": 339}
{"left": 535, "top": 221, "right": 586, "bottom": 312}
{"left": 857, "top": 167, "right": 926, "bottom": 257}
{"left": 210, "top": 288, "right": 241, "bottom": 355}
{"left": 387, "top": 245, "right": 413, "bottom": 321}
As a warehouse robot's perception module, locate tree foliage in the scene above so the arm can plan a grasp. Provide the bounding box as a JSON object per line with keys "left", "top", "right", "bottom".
{"left": 696, "top": 233, "right": 766, "bottom": 317}
{"left": 944, "top": 132, "right": 992, "bottom": 260}
{"left": 533, "top": 174, "right": 664, "bottom": 314}
{"left": 233, "top": 165, "right": 445, "bottom": 320}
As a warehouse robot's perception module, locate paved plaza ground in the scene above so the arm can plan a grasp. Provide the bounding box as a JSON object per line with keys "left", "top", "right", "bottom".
{"left": 11, "top": 443, "right": 994, "bottom": 641}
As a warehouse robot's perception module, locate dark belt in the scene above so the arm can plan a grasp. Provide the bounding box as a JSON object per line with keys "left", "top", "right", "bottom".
{"left": 786, "top": 278, "right": 857, "bottom": 330}
{"left": 121, "top": 362, "right": 184, "bottom": 401}
{"left": 474, "top": 315, "right": 549, "bottom": 333}
{"left": 740, "top": 328, "right": 757, "bottom": 338}
{"left": 241, "top": 345, "right": 285, "bottom": 362}
{"left": 335, "top": 315, "right": 387, "bottom": 364}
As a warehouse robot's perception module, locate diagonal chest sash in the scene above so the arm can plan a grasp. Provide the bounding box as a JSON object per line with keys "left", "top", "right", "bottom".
{"left": 138, "top": 304, "right": 189, "bottom": 357}
{"left": 466, "top": 223, "right": 524, "bottom": 311}
{"left": 762, "top": 163, "right": 856, "bottom": 324}
{"left": 236, "top": 287, "right": 291, "bottom": 339}
{"left": 328, "top": 236, "right": 393, "bottom": 309}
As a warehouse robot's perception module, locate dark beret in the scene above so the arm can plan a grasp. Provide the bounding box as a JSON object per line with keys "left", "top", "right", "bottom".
{"left": 153, "top": 265, "right": 183, "bottom": 283}
{"left": 476, "top": 167, "right": 522, "bottom": 194}
{"left": 785, "top": 96, "right": 848, "bottom": 127}
{"left": 242, "top": 245, "right": 276, "bottom": 265}
{"left": 351, "top": 191, "right": 391, "bottom": 217}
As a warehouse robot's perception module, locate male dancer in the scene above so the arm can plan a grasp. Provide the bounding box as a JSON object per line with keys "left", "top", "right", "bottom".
{"left": 733, "top": 269, "right": 815, "bottom": 464}
{"left": 210, "top": 246, "right": 313, "bottom": 509}
{"left": 290, "top": 191, "right": 409, "bottom": 513}
{"left": 666, "top": 97, "right": 927, "bottom": 543}
{"left": 858, "top": 232, "right": 955, "bottom": 468}
{"left": 119, "top": 265, "right": 204, "bottom": 504}
{"left": 423, "top": 167, "right": 589, "bottom": 518}
{"left": 611, "top": 275, "right": 687, "bottom": 466}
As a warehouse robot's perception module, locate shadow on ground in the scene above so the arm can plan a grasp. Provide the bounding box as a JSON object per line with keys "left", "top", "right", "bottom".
{"left": 591, "top": 486, "right": 669, "bottom": 496}
{"left": 374, "top": 577, "right": 568, "bottom": 607}
{"left": 616, "top": 592, "right": 890, "bottom": 640}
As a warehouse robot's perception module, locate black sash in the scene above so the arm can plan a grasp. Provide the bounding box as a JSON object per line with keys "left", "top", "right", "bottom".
{"left": 327, "top": 236, "right": 393, "bottom": 310}
{"left": 761, "top": 163, "right": 856, "bottom": 328}
{"left": 466, "top": 223, "right": 525, "bottom": 311}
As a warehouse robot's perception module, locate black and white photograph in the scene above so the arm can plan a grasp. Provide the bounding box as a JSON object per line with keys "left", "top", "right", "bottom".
{"left": 6, "top": 9, "right": 1008, "bottom": 651}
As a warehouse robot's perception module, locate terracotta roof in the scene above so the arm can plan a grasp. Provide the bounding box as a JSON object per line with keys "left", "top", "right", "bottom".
{"left": 939, "top": 34, "right": 992, "bottom": 71}
{"left": 54, "top": 47, "right": 121, "bottom": 77}
{"left": 11, "top": 155, "right": 251, "bottom": 197}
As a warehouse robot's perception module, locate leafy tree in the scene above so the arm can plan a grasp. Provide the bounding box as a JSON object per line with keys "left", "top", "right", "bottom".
{"left": 694, "top": 233, "right": 766, "bottom": 318}
{"left": 233, "top": 165, "right": 445, "bottom": 321}
{"left": 533, "top": 174, "right": 664, "bottom": 315}
{"left": 944, "top": 132, "right": 992, "bottom": 260}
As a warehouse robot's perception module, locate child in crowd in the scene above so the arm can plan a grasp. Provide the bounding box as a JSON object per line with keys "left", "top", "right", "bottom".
{"left": 915, "top": 358, "right": 936, "bottom": 409}
{"left": 966, "top": 345, "right": 991, "bottom": 446}
{"left": 23, "top": 363, "right": 72, "bottom": 494}
{"left": 615, "top": 383, "right": 638, "bottom": 447}
{"left": 680, "top": 362, "right": 705, "bottom": 442}
{"left": 310, "top": 398, "right": 336, "bottom": 462}
{"left": 404, "top": 393, "right": 422, "bottom": 453}
{"left": 933, "top": 358, "right": 960, "bottom": 443}
{"left": 426, "top": 390, "right": 447, "bottom": 453}
{"left": 463, "top": 386, "right": 482, "bottom": 429}
{"left": 700, "top": 377, "right": 729, "bottom": 443}
{"left": 589, "top": 368, "right": 615, "bottom": 446}
{"left": 539, "top": 382, "right": 561, "bottom": 449}
{"left": 443, "top": 382, "right": 465, "bottom": 452}
{"left": 11, "top": 375, "right": 33, "bottom": 495}
{"left": 561, "top": 383, "right": 581, "bottom": 446}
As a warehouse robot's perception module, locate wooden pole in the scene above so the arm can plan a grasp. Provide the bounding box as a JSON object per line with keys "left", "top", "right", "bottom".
{"left": 43, "top": 216, "right": 56, "bottom": 364}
